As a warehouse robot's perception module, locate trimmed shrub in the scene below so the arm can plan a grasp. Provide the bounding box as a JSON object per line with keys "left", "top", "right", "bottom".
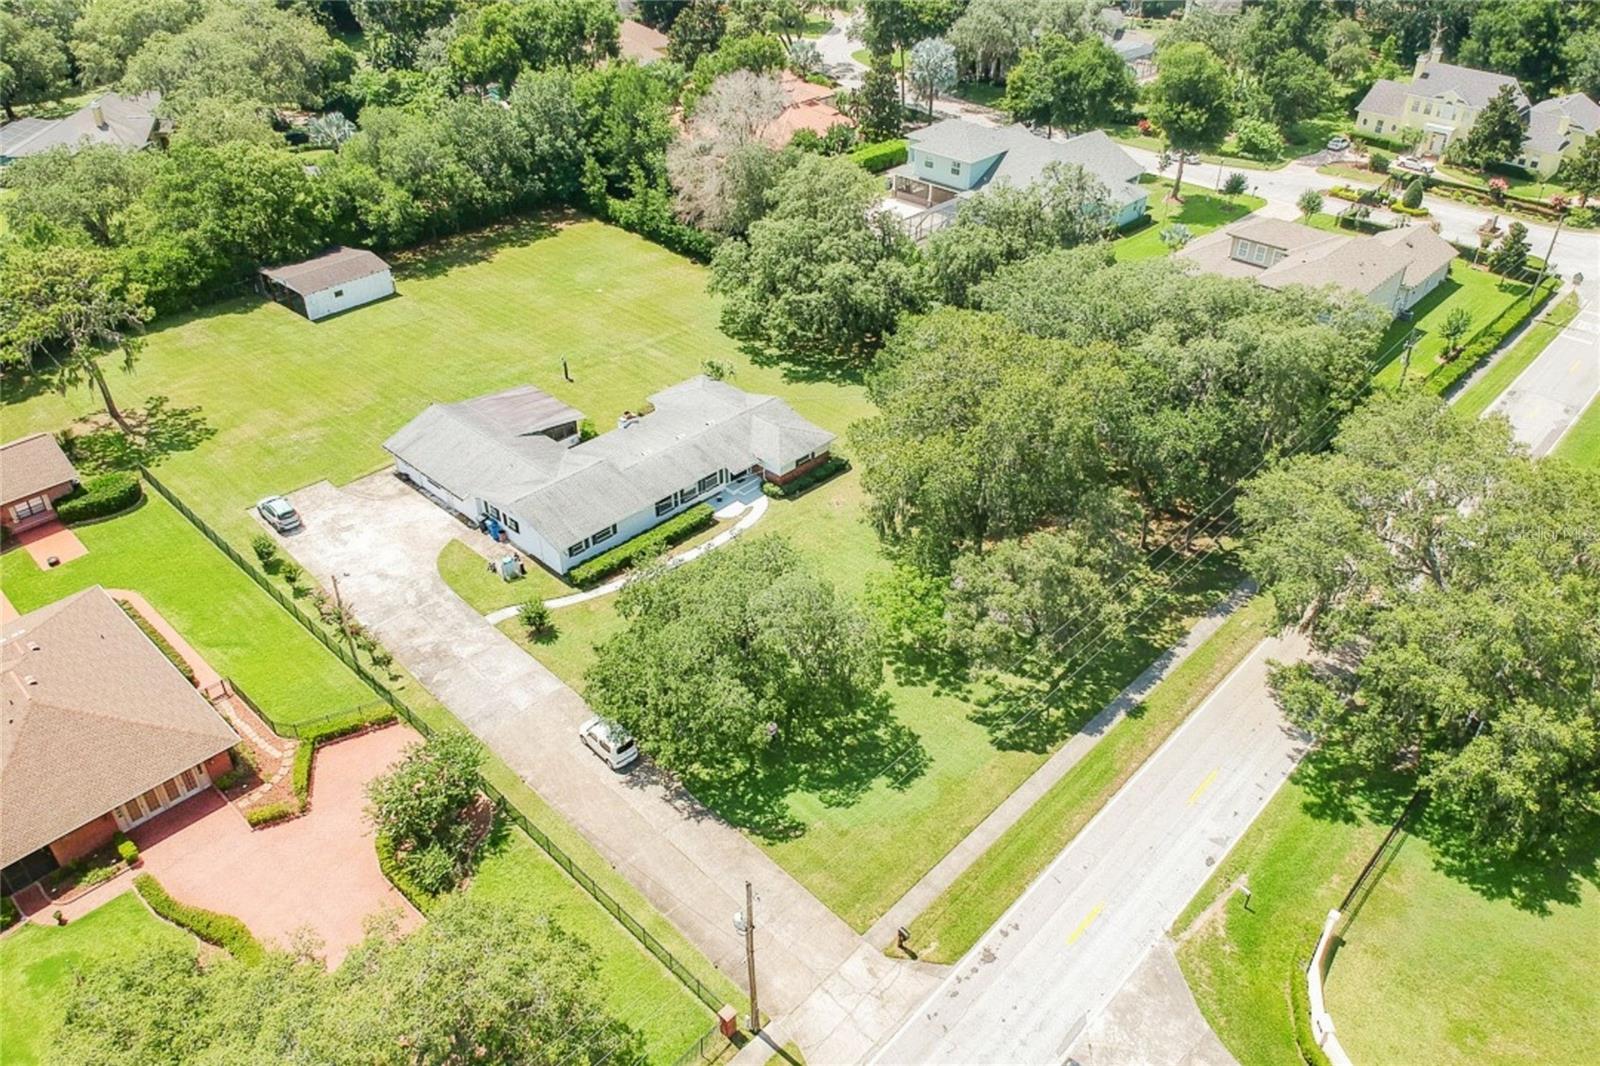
{"left": 245, "top": 801, "right": 299, "bottom": 827}
{"left": 1401, "top": 176, "right": 1424, "bottom": 209}
{"left": 133, "top": 874, "right": 264, "bottom": 963}
{"left": 849, "top": 138, "right": 908, "bottom": 173}
{"left": 1369, "top": 150, "right": 1390, "bottom": 173}
{"left": 0, "top": 895, "right": 18, "bottom": 930}
{"left": 1233, "top": 116, "right": 1283, "bottom": 160}
{"left": 569, "top": 503, "right": 716, "bottom": 587}
{"left": 375, "top": 832, "right": 440, "bottom": 915}
{"left": 517, "top": 599, "right": 553, "bottom": 637}
{"left": 1427, "top": 279, "right": 1556, "bottom": 393}
{"left": 293, "top": 742, "right": 314, "bottom": 805}
{"left": 55, "top": 472, "right": 142, "bottom": 524}
{"left": 1328, "top": 185, "right": 1363, "bottom": 203}
{"left": 1289, "top": 955, "right": 1336, "bottom": 1066}
{"left": 250, "top": 534, "right": 278, "bottom": 567}
{"left": 761, "top": 456, "right": 849, "bottom": 500}
{"left": 1391, "top": 202, "right": 1430, "bottom": 217}
{"left": 116, "top": 601, "right": 197, "bottom": 685}
{"left": 117, "top": 838, "right": 139, "bottom": 864}
{"left": 1222, "top": 171, "right": 1248, "bottom": 196}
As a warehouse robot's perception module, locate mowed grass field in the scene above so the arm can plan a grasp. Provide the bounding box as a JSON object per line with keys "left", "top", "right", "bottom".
{"left": 1553, "top": 397, "right": 1600, "bottom": 468}
{"left": 1114, "top": 177, "right": 1265, "bottom": 262}
{"left": 1371, "top": 260, "right": 1545, "bottom": 390}
{"left": 0, "top": 493, "right": 371, "bottom": 727}
{"left": 0, "top": 220, "right": 873, "bottom": 546}
{"left": 0, "top": 893, "right": 196, "bottom": 1066}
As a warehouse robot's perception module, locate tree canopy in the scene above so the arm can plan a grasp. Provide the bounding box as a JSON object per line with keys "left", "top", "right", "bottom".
{"left": 1145, "top": 42, "right": 1233, "bottom": 194}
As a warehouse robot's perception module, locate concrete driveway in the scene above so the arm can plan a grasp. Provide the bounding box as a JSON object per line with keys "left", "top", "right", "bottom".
{"left": 276, "top": 471, "right": 938, "bottom": 1037}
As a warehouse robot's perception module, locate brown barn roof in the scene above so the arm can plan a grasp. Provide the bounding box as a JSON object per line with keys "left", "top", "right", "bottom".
{"left": 260, "top": 247, "right": 390, "bottom": 297}
{"left": 1, "top": 588, "right": 238, "bottom": 866}
{"left": 0, "top": 433, "right": 78, "bottom": 505}
{"left": 619, "top": 19, "right": 669, "bottom": 63}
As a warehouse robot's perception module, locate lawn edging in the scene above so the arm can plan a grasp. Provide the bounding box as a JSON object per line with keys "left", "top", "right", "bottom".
{"left": 133, "top": 873, "right": 264, "bottom": 964}
{"left": 904, "top": 595, "right": 1275, "bottom": 962}
{"left": 1449, "top": 291, "right": 1581, "bottom": 418}
{"left": 1421, "top": 277, "right": 1559, "bottom": 395}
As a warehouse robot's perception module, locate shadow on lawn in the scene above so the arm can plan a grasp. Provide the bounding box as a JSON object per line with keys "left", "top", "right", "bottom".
{"left": 62, "top": 396, "right": 217, "bottom": 473}
{"left": 642, "top": 690, "right": 929, "bottom": 843}
{"left": 739, "top": 339, "right": 870, "bottom": 389}
{"left": 390, "top": 214, "right": 563, "bottom": 282}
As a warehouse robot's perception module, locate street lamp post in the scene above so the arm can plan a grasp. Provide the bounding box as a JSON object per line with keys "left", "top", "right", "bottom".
{"left": 734, "top": 882, "right": 759, "bottom": 1033}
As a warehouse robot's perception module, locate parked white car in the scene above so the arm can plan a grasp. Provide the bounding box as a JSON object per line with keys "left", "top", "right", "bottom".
{"left": 1326, "top": 135, "right": 1351, "bottom": 151}
{"left": 1395, "top": 155, "right": 1436, "bottom": 174}
{"left": 256, "top": 495, "right": 302, "bottom": 533}
{"left": 578, "top": 716, "right": 638, "bottom": 770}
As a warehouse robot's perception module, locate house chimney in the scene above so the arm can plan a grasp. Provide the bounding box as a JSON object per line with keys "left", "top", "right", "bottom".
{"left": 91, "top": 100, "right": 106, "bottom": 128}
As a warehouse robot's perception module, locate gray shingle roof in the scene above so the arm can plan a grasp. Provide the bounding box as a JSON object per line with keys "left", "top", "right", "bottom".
{"left": 260, "top": 247, "right": 390, "bottom": 296}
{"left": 386, "top": 377, "right": 834, "bottom": 550}
{"left": 1355, "top": 78, "right": 1408, "bottom": 118}
{"left": 1526, "top": 93, "right": 1600, "bottom": 154}
{"left": 0, "top": 433, "right": 77, "bottom": 504}
{"left": 906, "top": 120, "right": 1147, "bottom": 207}
{"left": 1411, "top": 61, "right": 1528, "bottom": 111}
{"left": 2, "top": 587, "right": 239, "bottom": 866}
{"left": 0, "top": 92, "right": 162, "bottom": 159}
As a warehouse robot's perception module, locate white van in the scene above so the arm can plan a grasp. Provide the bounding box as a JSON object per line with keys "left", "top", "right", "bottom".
{"left": 578, "top": 716, "right": 638, "bottom": 770}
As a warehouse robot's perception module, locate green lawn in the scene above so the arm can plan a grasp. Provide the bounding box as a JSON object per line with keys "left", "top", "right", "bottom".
{"left": 1323, "top": 827, "right": 1600, "bottom": 1066}
{"left": 1553, "top": 398, "right": 1600, "bottom": 468}
{"left": 438, "top": 539, "right": 566, "bottom": 614}
{"left": 906, "top": 595, "right": 1273, "bottom": 962}
{"left": 1108, "top": 114, "right": 1349, "bottom": 171}
{"left": 851, "top": 47, "right": 904, "bottom": 70}
{"left": 1371, "top": 259, "right": 1542, "bottom": 389}
{"left": 1114, "top": 177, "right": 1266, "bottom": 262}
{"left": 0, "top": 221, "right": 871, "bottom": 549}
{"left": 0, "top": 893, "right": 196, "bottom": 1066}
{"left": 950, "top": 80, "right": 1006, "bottom": 107}
{"left": 1174, "top": 757, "right": 1410, "bottom": 1066}
{"left": 1453, "top": 292, "right": 1581, "bottom": 419}
{"left": 468, "top": 829, "right": 712, "bottom": 1063}
{"left": 0, "top": 494, "right": 372, "bottom": 727}
{"left": 1434, "top": 162, "right": 1574, "bottom": 203}
{"left": 1314, "top": 162, "right": 1384, "bottom": 186}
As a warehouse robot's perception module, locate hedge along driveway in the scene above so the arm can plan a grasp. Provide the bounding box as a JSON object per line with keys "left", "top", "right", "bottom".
{"left": 0, "top": 493, "right": 370, "bottom": 728}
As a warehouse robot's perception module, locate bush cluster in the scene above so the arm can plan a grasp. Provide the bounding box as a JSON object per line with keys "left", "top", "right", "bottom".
{"left": 55, "top": 472, "right": 142, "bottom": 524}
{"left": 849, "top": 139, "right": 909, "bottom": 173}
{"left": 374, "top": 832, "right": 440, "bottom": 916}
{"left": 133, "top": 874, "right": 264, "bottom": 964}
{"left": 1391, "top": 202, "right": 1430, "bottom": 217}
{"left": 761, "top": 456, "right": 850, "bottom": 500}
{"left": 0, "top": 895, "right": 17, "bottom": 931}
{"left": 569, "top": 503, "right": 716, "bottom": 587}
{"left": 1427, "top": 282, "right": 1556, "bottom": 393}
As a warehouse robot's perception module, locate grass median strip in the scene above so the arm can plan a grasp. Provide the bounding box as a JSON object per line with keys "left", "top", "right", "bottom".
{"left": 905, "top": 595, "right": 1275, "bottom": 963}
{"left": 1452, "top": 291, "right": 1581, "bottom": 419}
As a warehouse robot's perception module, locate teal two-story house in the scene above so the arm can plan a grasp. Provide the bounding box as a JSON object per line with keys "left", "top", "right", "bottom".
{"left": 885, "top": 119, "right": 1149, "bottom": 236}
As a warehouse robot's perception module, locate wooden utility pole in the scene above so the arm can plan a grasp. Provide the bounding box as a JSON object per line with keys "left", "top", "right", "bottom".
{"left": 736, "top": 881, "right": 760, "bottom": 1033}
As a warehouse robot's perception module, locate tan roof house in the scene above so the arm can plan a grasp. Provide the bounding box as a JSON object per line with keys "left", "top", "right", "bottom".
{"left": 761, "top": 72, "right": 855, "bottom": 147}
{"left": 1, "top": 587, "right": 239, "bottom": 893}
{"left": 1176, "top": 218, "right": 1457, "bottom": 315}
{"left": 619, "top": 19, "right": 670, "bottom": 64}
{"left": 0, "top": 434, "right": 79, "bottom": 534}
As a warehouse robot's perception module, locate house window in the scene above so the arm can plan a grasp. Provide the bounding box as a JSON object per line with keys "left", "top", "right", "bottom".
{"left": 923, "top": 157, "right": 933, "bottom": 168}
{"left": 9, "top": 495, "right": 49, "bottom": 520}
{"left": 180, "top": 769, "right": 197, "bottom": 791}
{"left": 1251, "top": 242, "right": 1268, "bottom": 265}
{"left": 162, "top": 780, "right": 182, "bottom": 803}
{"left": 504, "top": 515, "right": 520, "bottom": 533}
{"left": 591, "top": 524, "right": 617, "bottom": 545}
{"left": 792, "top": 452, "right": 813, "bottom": 467}
{"left": 1375, "top": 120, "right": 1384, "bottom": 134}
{"left": 142, "top": 789, "right": 162, "bottom": 811}
{"left": 698, "top": 472, "right": 721, "bottom": 494}
{"left": 655, "top": 496, "right": 675, "bottom": 516}
{"left": 333, "top": 288, "right": 345, "bottom": 298}
{"left": 950, "top": 162, "right": 960, "bottom": 175}
{"left": 568, "top": 538, "right": 589, "bottom": 556}
{"left": 1423, "top": 102, "right": 1432, "bottom": 116}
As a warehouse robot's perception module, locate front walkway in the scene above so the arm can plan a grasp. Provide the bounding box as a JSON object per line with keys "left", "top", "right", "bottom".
{"left": 131, "top": 725, "right": 421, "bottom": 965}
{"left": 278, "top": 471, "right": 941, "bottom": 1036}
{"left": 12, "top": 520, "right": 87, "bottom": 569}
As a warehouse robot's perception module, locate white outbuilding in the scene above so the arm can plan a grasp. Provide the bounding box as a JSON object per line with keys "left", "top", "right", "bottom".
{"left": 259, "top": 247, "right": 394, "bottom": 321}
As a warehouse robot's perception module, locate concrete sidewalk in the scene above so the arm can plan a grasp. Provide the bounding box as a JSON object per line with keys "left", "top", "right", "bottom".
{"left": 277, "top": 471, "right": 938, "bottom": 1034}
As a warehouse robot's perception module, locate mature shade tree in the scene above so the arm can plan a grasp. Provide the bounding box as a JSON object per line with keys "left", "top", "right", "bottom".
{"left": 121, "top": 3, "right": 355, "bottom": 112}
{"left": 787, "top": 38, "right": 823, "bottom": 79}
{"left": 1231, "top": 115, "right": 1283, "bottom": 160}
{"left": 508, "top": 68, "right": 591, "bottom": 203}
{"left": 668, "top": 71, "right": 789, "bottom": 233}
{"left": 69, "top": 0, "right": 205, "bottom": 88}
{"left": 350, "top": 0, "right": 457, "bottom": 70}
{"left": 1322, "top": 18, "right": 1372, "bottom": 81}
{"left": 1145, "top": 43, "right": 1233, "bottom": 199}
{"left": 1240, "top": 391, "right": 1600, "bottom": 855}
{"left": 1457, "top": 0, "right": 1580, "bottom": 100}
{"left": 446, "top": 0, "right": 620, "bottom": 92}
{"left": 1157, "top": 4, "right": 1239, "bottom": 65}
{"left": 726, "top": 0, "right": 825, "bottom": 46}
{"left": 710, "top": 153, "right": 929, "bottom": 360}
{"left": 851, "top": 307, "right": 1107, "bottom": 563}
{"left": 854, "top": 52, "right": 904, "bottom": 141}
{"left": 1560, "top": 135, "right": 1600, "bottom": 205}
{"left": 907, "top": 36, "right": 957, "bottom": 119}
{"left": 667, "top": 0, "right": 727, "bottom": 67}
{"left": 48, "top": 899, "right": 641, "bottom": 1065}
{"left": 684, "top": 32, "right": 788, "bottom": 107}
{"left": 0, "top": 9, "right": 72, "bottom": 119}
{"left": 571, "top": 61, "right": 677, "bottom": 194}
{"left": 1457, "top": 83, "right": 1527, "bottom": 169}
{"left": 1259, "top": 49, "right": 1337, "bottom": 130}
{"left": 860, "top": 0, "right": 962, "bottom": 107}
{"left": 1005, "top": 33, "right": 1136, "bottom": 136}
{"left": 168, "top": 95, "right": 281, "bottom": 148}
{"left": 924, "top": 163, "right": 1111, "bottom": 304}
{"left": 948, "top": 0, "right": 1038, "bottom": 82}
{"left": 365, "top": 730, "right": 485, "bottom": 893}
{"left": 586, "top": 536, "right": 882, "bottom": 779}
{"left": 0, "top": 146, "right": 146, "bottom": 245}
{"left": 1566, "top": 30, "right": 1600, "bottom": 100}
{"left": 0, "top": 244, "right": 152, "bottom": 432}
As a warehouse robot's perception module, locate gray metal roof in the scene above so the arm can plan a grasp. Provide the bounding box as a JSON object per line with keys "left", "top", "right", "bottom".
{"left": 0, "top": 92, "right": 161, "bottom": 159}
{"left": 1411, "top": 61, "right": 1528, "bottom": 111}
{"left": 385, "top": 377, "right": 834, "bottom": 550}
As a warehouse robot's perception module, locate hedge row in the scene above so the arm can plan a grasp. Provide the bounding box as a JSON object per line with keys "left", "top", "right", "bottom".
{"left": 761, "top": 456, "right": 850, "bottom": 500}
{"left": 850, "top": 139, "right": 908, "bottom": 173}
{"left": 1426, "top": 279, "right": 1557, "bottom": 394}
{"left": 375, "top": 832, "right": 440, "bottom": 916}
{"left": 1289, "top": 955, "right": 1337, "bottom": 1066}
{"left": 133, "top": 874, "right": 264, "bottom": 964}
{"left": 56, "top": 472, "right": 142, "bottom": 524}
{"left": 569, "top": 503, "right": 716, "bottom": 587}
{"left": 245, "top": 707, "right": 397, "bottom": 827}
{"left": 117, "top": 601, "right": 197, "bottom": 686}
{"left": 1390, "top": 202, "right": 1429, "bottom": 217}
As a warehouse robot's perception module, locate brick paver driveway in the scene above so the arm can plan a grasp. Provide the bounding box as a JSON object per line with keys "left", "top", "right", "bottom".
{"left": 133, "top": 725, "right": 421, "bottom": 966}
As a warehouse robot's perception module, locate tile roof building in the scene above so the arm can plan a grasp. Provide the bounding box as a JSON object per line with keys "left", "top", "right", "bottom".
{"left": 760, "top": 72, "right": 855, "bottom": 147}
{"left": 1, "top": 588, "right": 238, "bottom": 890}
{"left": 1176, "top": 218, "right": 1457, "bottom": 315}
{"left": 385, "top": 377, "right": 834, "bottom": 575}
{"left": 1, "top": 434, "right": 80, "bottom": 533}
{"left": 0, "top": 92, "right": 166, "bottom": 164}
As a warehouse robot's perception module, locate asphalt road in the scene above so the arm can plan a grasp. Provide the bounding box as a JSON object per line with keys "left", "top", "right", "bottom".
{"left": 1484, "top": 275, "right": 1600, "bottom": 455}
{"left": 873, "top": 631, "right": 1311, "bottom": 1066}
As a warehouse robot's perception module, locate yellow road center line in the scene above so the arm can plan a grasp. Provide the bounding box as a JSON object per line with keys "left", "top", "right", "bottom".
{"left": 1066, "top": 902, "right": 1105, "bottom": 946}
{"left": 1187, "top": 768, "right": 1220, "bottom": 806}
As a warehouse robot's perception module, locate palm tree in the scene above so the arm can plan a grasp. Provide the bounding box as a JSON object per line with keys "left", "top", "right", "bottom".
{"left": 308, "top": 111, "right": 357, "bottom": 151}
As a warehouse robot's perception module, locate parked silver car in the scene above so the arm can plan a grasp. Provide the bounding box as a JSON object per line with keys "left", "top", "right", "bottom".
{"left": 1326, "top": 135, "right": 1351, "bottom": 151}
{"left": 256, "top": 495, "right": 302, "bottom": 533}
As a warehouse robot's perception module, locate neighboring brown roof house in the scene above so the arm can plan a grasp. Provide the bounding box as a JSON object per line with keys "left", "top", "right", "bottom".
{"left": 1, "top": 587, "right": 239, "bottom": 866}
{"left": 1177, "top": 219, "right": 1456, "bottom": 301}
{"left": 619, "top": 19, "right": 670, "bottom": 63}
{"left": 761, "top": 72, "right": 854, "bottom": 146}
{"left": 260, "top": 247, "right": 390, "bottom": 297}
{"left": 0, "top": 433, "right": 78, "bottom": 504}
